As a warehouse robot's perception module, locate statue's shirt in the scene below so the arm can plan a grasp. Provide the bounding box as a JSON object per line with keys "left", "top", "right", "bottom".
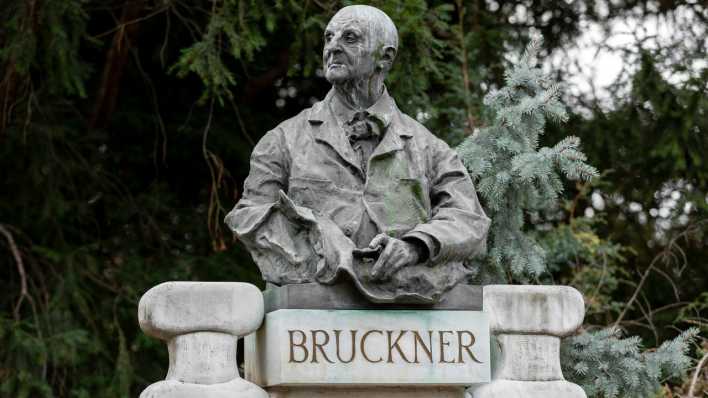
{"left": 331, "top": 90, "right": 391, "bottom": 248}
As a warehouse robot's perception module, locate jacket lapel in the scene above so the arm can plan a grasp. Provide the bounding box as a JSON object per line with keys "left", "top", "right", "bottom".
{"left": 306, "top": 89, "right": 414, "bottom": 176}
{"left": 370, "top": 112, "right": 413, "bottom": 159}
{"left": 307, "top": 97, "right": 364, "bottom": 176}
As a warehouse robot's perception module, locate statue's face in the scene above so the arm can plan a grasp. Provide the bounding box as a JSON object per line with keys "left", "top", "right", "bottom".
{"left": 322, "top": 12, "right": 378, "bottom": 85}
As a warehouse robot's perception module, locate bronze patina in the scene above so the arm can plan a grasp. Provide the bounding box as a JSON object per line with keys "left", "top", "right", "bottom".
{"left": 226, "top": 5, "right": 490, "bottom": 303}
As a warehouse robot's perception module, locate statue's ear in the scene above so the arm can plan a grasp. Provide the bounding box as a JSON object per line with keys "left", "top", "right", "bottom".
{"left": 378, "top": 45, "right": 397, "bottom": 72}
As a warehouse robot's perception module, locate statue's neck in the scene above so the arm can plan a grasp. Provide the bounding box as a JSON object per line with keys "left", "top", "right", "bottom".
{"left": 332, "top": 73, "right": 385, "bottom": 110}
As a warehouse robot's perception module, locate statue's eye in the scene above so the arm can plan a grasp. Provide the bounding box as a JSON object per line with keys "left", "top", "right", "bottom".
{"left": 324, "top": 33, "right": 333, "bottom": 42}
{"left": 344, "top": 32, "right": 357, "bottom": 43}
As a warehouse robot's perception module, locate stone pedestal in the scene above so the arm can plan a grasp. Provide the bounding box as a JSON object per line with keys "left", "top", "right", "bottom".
{"left": 138, "top": 282, "right": 268, "bottom": 398}
{"left": 469, "top": 285, "right": 587, "bottom": 398}
{"left": 243, "top": 284, "right": 490, "bottom": 398}
{"left": 136, "top": 282, "right": 588, "bottom": 398}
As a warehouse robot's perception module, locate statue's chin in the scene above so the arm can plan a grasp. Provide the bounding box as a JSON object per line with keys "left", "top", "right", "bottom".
{"left": 325, "top": 67, "right": 353, "bottom": 84}
{"left": 325, "top": 74, "right": 349, "bottom": 85}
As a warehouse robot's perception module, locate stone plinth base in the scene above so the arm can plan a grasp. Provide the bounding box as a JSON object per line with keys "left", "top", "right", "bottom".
{"left": 470, "top": 380, "right": 586, "bottom": 398}
{"left": 264, "top": 282, "right": 482, "bottom": 312}
{"left": 267, "top": 386, "right": 465, "bottom": 398}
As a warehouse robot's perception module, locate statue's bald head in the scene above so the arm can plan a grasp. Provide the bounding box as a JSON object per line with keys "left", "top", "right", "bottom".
{"left": 329, "top": 5, "right": 399, "bottom": 55}
{"left": 323, "top": 5, "right": 399, "bottom": 85}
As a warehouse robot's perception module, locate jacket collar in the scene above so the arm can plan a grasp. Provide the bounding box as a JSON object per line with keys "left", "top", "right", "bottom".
{"left": 307, "top": 87, "right": 412, "bottom": 168}
{"left": 327, "top": 87, "right": 395, "bottom": 130}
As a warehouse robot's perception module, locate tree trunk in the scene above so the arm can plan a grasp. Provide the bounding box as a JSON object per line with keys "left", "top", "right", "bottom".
{"left": 89, "top": 0, "right": 145, "bottom": 129}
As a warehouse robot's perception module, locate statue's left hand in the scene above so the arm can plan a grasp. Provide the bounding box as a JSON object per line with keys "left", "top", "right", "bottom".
{"left": 368, "top": 234, "right": 420, "bottom": 281}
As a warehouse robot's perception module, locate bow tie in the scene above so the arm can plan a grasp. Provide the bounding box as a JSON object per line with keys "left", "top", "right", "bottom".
{"left": 346, "top": 111, "right": 385, "bottom": 142}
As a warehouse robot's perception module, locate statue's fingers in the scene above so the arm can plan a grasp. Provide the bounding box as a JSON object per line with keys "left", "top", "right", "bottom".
{"left": 368, "top": 233, "right": 388, "bottom": 249}
{"left": 371, "top": 241, "right": 394, "bottom": 280}
{"left": 370, "top": 255, "right": 385, "bottom": 279}
{"left": 382, "top": 253, "right": 406, "bottom": 280}
{"left": 392, "top": 243, "right": 415, "bottom": 275}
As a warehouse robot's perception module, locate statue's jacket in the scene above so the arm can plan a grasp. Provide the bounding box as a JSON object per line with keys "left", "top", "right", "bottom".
{"left": 226, "top": 90, "right": 490, "bottom": 303}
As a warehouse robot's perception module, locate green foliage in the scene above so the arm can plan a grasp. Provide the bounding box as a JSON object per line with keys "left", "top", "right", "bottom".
{"left": 678, "top": 292, "right": 708, "bottom": 334}
{"left": 172, "top": 0, "right": 279, "bottom": 104}
{"left": 540, "top": 217, "right": 630, "bottom": 318}
{"left": 0, "top": 75, "right": 260, "bottom": 396}
{"left": 0, "top": 0, "right": 90, "bottom": 97}
{"left": 368, "top": 0, "right": 453, "bottom": 118}
{"left": 458, "top": 39, "right": 598, "bottom": 281}
{"left": 562, "top": 328, "right": 699, "bottom": 398}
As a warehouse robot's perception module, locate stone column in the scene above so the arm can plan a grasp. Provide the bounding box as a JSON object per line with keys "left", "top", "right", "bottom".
{"left": 470, "top": 285, "right": 587, "bottom": 398}
{"left": 138, "top": 282, "right": 268, "bottom": 398}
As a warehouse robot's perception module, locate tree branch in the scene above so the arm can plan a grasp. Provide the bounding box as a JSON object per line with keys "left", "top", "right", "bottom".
{"left": 687, "top": 350, "right": 708, "bottom": 398}
{"left": 0, "top": 223, "right": 30, "bottom": 320}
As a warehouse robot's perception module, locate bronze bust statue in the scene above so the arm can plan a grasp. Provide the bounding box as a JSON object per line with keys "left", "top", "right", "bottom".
{"left": 226, "top": 5, "right": 490, "bottom": 303}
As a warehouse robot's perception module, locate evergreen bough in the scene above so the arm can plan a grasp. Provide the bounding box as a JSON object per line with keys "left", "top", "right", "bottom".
{"left": 561, "top": 327, "right": 699, "bottom": 398}
{"left": 458, "top": 38, "right": 597, "bottom": 281}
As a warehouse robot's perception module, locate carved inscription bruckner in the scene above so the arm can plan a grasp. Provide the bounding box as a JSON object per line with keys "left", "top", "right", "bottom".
{"left": 245, "top": 310, "right": 491, "bottom": 386}
{"left": 287, "top": 329, "right": 482, "bottom": 364}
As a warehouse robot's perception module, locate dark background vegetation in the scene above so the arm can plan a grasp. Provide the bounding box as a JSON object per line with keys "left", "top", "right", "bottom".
{"left": 0, "top": 0, "right": 706, "bottom": 396}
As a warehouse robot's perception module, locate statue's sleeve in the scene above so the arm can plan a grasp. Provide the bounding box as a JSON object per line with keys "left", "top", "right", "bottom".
{"left": 225, "top": 128, "right": 353, "bottom": 284}
{"left": 402, "top": 136, "right": 490, "bottom": 264}
{"left": 224, "top": 129, "right": 314, "bottom": 284}
{"left": 226, "top": 128, "right": 289, "bottom": 233}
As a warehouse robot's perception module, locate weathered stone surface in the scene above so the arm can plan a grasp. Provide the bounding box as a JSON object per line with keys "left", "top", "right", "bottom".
{"left": 138, "top": 282, "right": 267, "bottom": 398}
{"left": 245, "top": 309, "right": 490, "bottom": 386}
{"left": 139, "top": 281, "right": 264, "bottom": 340}
{"left": 495, "top": 334, "right": 562, "bottom": 381}
{"left": 167, "top": 332, "right": 238, "bottom": 384}
{"left": 140, "top": 378, "right": 269, "bottom": 398}
{"left": 469, "top": 380, "right": 587, "bottom": 398}
{"left": 473, "top": 285, "right": 588, "bottom": 398}
{"left": 483, "top": 285, "right": 584, "bottom": 337}
{"left": 264, "top": 282, "right": 482, "bottom": 312}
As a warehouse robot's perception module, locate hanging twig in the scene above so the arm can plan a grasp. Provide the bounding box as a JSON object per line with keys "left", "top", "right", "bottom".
{"left": 455, "top": 0, "right": 476, "bottom": 133}
{"left": 202, "top": 98, "right": 228, "bottom": 251}
{"left": 613, "top": 248, "right": 664, "bottom": 330}
{"left": 228, "top": 95, "right": 255, "bottom": 147}
{"left": 687, "top": 350, "right": 708, "bottom": 398}
{"left": 0, "top": 223, "right": 31, "bottom": 320}
{"left": 90, "top": 6, "right": 169, "bottom": 40}
{"left": 612, "top": 223, "right": 700, "bottom": 329}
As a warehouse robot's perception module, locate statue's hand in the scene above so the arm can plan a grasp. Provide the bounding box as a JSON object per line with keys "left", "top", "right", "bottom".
{"left": 368, "top": 234, "right": 420, "bottom": 281}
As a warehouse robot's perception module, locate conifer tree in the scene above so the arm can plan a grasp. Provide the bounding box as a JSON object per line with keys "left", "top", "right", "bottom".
{"left": 457, "top": 38, "right": 597, "bottom": 282}
{"left": 457, "top": 39, "right": 698, "bottom": 397}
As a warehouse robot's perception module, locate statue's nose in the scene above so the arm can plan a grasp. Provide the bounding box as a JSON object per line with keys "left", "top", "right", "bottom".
{"left": 324, "top": 39, "right": 343, "bottom": 56}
